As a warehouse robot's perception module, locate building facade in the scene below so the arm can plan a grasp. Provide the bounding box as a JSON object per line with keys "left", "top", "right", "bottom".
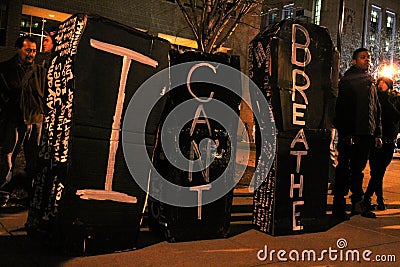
{"left": 262, "top": 0, "right": 400, "bottom": 79}
{"left": 2, "top": 1, "right": 398, "bottom": 138}
{"left": 0, "top": 0, "right": 261, "bottom": 140}
{"left": 0, "top": 0, "right": 193, "bottom": 60}
{"left": 0, "top": 0, "right": 262, "bottom": 65}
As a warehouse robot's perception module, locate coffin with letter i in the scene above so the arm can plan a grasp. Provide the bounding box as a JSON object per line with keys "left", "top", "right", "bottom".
{"left": 249, "top": 19, "right": 338, "bottom": 235}
{"left": 28, "top": 13, "right": 170, "bottom": 254}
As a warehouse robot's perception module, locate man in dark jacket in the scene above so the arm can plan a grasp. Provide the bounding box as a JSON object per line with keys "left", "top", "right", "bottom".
{"left": 0, "top": 36, "right": 46, "bottom": 194}
{"left": 364, "top": 77, "right": 400, "bottom": 210}
{"left": 333, "top": 47, "right": 382, "bottom": 220}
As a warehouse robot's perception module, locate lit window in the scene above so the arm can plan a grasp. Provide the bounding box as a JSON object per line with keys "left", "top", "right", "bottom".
{"left": 385, "top": 39, "right": 390, "bottom": 52}
{"left": 386, "top": 11, "right": 395, "bottom": 37}
{"left": 282, "top": 3, "right": 294, "bottom": 19}
{"left": 370, "top": 34, "right": 376, "bottom": 42}
{"left": 385, "top": 11, "right": 396, "bottom": 62}
{"left": 387, "top": 16, "right": 393, "bottom": 28}
{"left": 370, "top": 5, "right": 381, "bottom": 33}
{"left": 371, "top": 10, "right": 378, "bottom": 23}
{"left": 267, "top": 8, "right": 279, "bottom": 26}
{"left": 20, "top": 5, "right": 71, "bottom": 52}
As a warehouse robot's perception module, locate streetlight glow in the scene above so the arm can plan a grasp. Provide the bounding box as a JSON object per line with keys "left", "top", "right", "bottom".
{"left": 379, "top": 65, "right": 395, "bottom": 79}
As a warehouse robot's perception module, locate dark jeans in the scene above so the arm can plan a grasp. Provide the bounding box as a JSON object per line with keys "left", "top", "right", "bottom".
{"left": 0, "top": 122, "right": 40, "bottom": 192}
{"left": 333, "top": 135, "right": 374, "bottom": 203}
{"left": 365, "top": 141, "right": 395, "bottom": 199}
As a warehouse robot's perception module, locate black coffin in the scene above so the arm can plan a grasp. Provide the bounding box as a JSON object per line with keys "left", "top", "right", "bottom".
{"left": 252, "top": 129, "right": 331, "bottom": 235}
{"left": 28, "top": 14, "right": 170, "bottom": 254}
{"left": 249, "top": 19, "right": 339, "bottom": 235}
{"left": 148, "top": 51, "right": 241, "bottom": 242}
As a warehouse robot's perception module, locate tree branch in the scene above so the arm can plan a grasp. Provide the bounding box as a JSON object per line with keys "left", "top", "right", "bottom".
{"left": 176, "top": 0, "right": 202, "bottom": 50}
{"left": 208, "top": 1, "right": 258, "bottom": 52}
{"left": 175, "top": 0, "right": 261, "bottom": 53}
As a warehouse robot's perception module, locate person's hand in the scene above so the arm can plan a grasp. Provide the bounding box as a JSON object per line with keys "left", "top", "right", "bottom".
{"left": 375, "top": 137, "right": 383, "bottom": 148}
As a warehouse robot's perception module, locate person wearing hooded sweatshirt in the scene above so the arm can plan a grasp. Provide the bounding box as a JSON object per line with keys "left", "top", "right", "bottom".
{"left": 364, "top": 77, "right": 400, "bottom": 211}
{"left": 332, "top": 47, "right": 382, "bottom": 220}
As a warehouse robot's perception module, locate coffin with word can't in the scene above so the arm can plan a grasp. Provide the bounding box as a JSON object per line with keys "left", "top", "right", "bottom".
{"left": 249, "top": 19, "right": 339, "bottom": 235}
{"left": 147, "top": 51, "right": 242, "bottom": 242}
{"left": 27, "top": 13, "right": 170, "bottom": 254}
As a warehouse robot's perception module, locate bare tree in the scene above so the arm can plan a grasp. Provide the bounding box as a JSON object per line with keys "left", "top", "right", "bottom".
{"left": 340, "top": 30, "right": 362, "bottom": 74}
{"left": 341, "top": 27, "right": 400, "bottom": 89}
{"left": 175, "top": 0, "right": 261, "bottom": 53}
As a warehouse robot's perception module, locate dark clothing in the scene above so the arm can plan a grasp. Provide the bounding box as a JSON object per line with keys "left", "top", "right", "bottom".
{"left": 333, "top": 65, "right": 382, "bottom": 216}
{"left": 376, "top": 90, "right": 400, "bottom": 140}
{"left": 334, "top": 66, "right": 381, "bottom": 138}
{"left": 365, "top": 89, "right": 400, "bottom": 200}
{"left": 334, "top": 135, "right": 374, "bottom": 200}
{"left": 0, "top": 55, "right": 46, "bottom": 126}
{"left": 366, "top": 142, "right": 395, "bottom": 199}
{"left": 35, "top": 52, "right": 52, "bottom": 70}
{"left": 0, "top": 55, "right": 46, "bottom": 190}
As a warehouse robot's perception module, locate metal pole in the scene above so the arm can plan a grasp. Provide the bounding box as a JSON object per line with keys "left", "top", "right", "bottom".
{"left": 337, "top": 0, "right": 345, "bottom": 53}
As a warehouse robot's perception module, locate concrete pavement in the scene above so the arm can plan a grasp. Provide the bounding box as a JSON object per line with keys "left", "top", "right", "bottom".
{"left": 1, "top": 154, "right": 399, "bottom": 266}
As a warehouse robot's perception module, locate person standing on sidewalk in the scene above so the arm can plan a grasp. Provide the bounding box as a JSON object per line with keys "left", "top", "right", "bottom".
{"left": 332, "top": 47, "right": 382, "bottom": 220}
{"left": 0, "top": 36, "right": 46, "bottom": 196}
{"left": 364, "top": 77, "right": 400, "bottom": 210}
{"left": 36, "top": 29, "right": 57, "bottom": 69}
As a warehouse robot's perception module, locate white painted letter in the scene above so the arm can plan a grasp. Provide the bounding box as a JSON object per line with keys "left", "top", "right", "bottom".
{"left": 90, "top": 39, "right": 158, "bottom": 192}
{"left": 293, "top": 201, "right": 304, "bottom": 231}
{"left": 291, "top": 24, "right": 311, "bottom": 67}
{"left": 290, "top": 129, "right": 309, "bottom": 150}
{"left": 290, "top": 174, "right": 304, "bottom": 198}
{"left": 293, "top": 103, "right": 306, "bottom": 126}
{"left": 290, "top": 150, "right": 308, "bottom": 173}
{"left": 190, "top": 184, "right": 212, "bottom": 219}
{"left": 292, "top": 69, "right": 310, "bottom": 104}
{"left": 187, "top": 63, "right": 216, "bottom": 102}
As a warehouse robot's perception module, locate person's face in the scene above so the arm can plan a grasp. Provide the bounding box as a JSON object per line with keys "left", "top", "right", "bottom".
{"left": 353, "top": 51, "right": 371, "bottom": 71}
{"left": 43, "top": 35, "right": 53, "bottom": 53}
{"left": 378, "top": 80, "right": 389, "bottom": 92}
{"left": 17, "top": 40, "right": 37, "bottom": 65}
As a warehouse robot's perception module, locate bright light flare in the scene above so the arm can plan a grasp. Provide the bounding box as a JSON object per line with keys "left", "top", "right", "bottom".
{"left": 379, "top": 65, "right": 394, "bottom": 79}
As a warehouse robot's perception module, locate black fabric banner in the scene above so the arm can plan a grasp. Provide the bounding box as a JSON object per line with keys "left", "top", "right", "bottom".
{"left": 29, "top": 13, "right": 170, "bottom": 254}
{"left": 250, "top": 19, "right": 338, "bottom": 235}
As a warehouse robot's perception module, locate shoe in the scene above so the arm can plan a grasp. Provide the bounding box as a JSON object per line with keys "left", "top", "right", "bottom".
{"left": 352, "top": 197, "right": 377, "bottom": 218}
{"left": 377, "top": 197, "right": 386, "bottom": 211}
{"left": 361, "top": 210, "right": 376, "bottom": 218}
{"left": 362, "top": 197, "right": 374, "bottom": 211}
{"left": 377, "top": 203, "right": 386, "bottom": 210}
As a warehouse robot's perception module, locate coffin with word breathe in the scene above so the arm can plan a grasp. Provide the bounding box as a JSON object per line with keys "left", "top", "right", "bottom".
{"left": 249, "top": 19, "right": 339, "bottom": 235}
{"left": 147, "top": 51, "right": 241, "bottom": 242}
{"left": 28, "top": 13, "right": 170, "bottom": 254}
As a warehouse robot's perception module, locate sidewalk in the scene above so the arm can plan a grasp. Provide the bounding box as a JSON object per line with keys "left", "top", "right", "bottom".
{"left": 1, "top": 158, "right": 399, "bottom": 266}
